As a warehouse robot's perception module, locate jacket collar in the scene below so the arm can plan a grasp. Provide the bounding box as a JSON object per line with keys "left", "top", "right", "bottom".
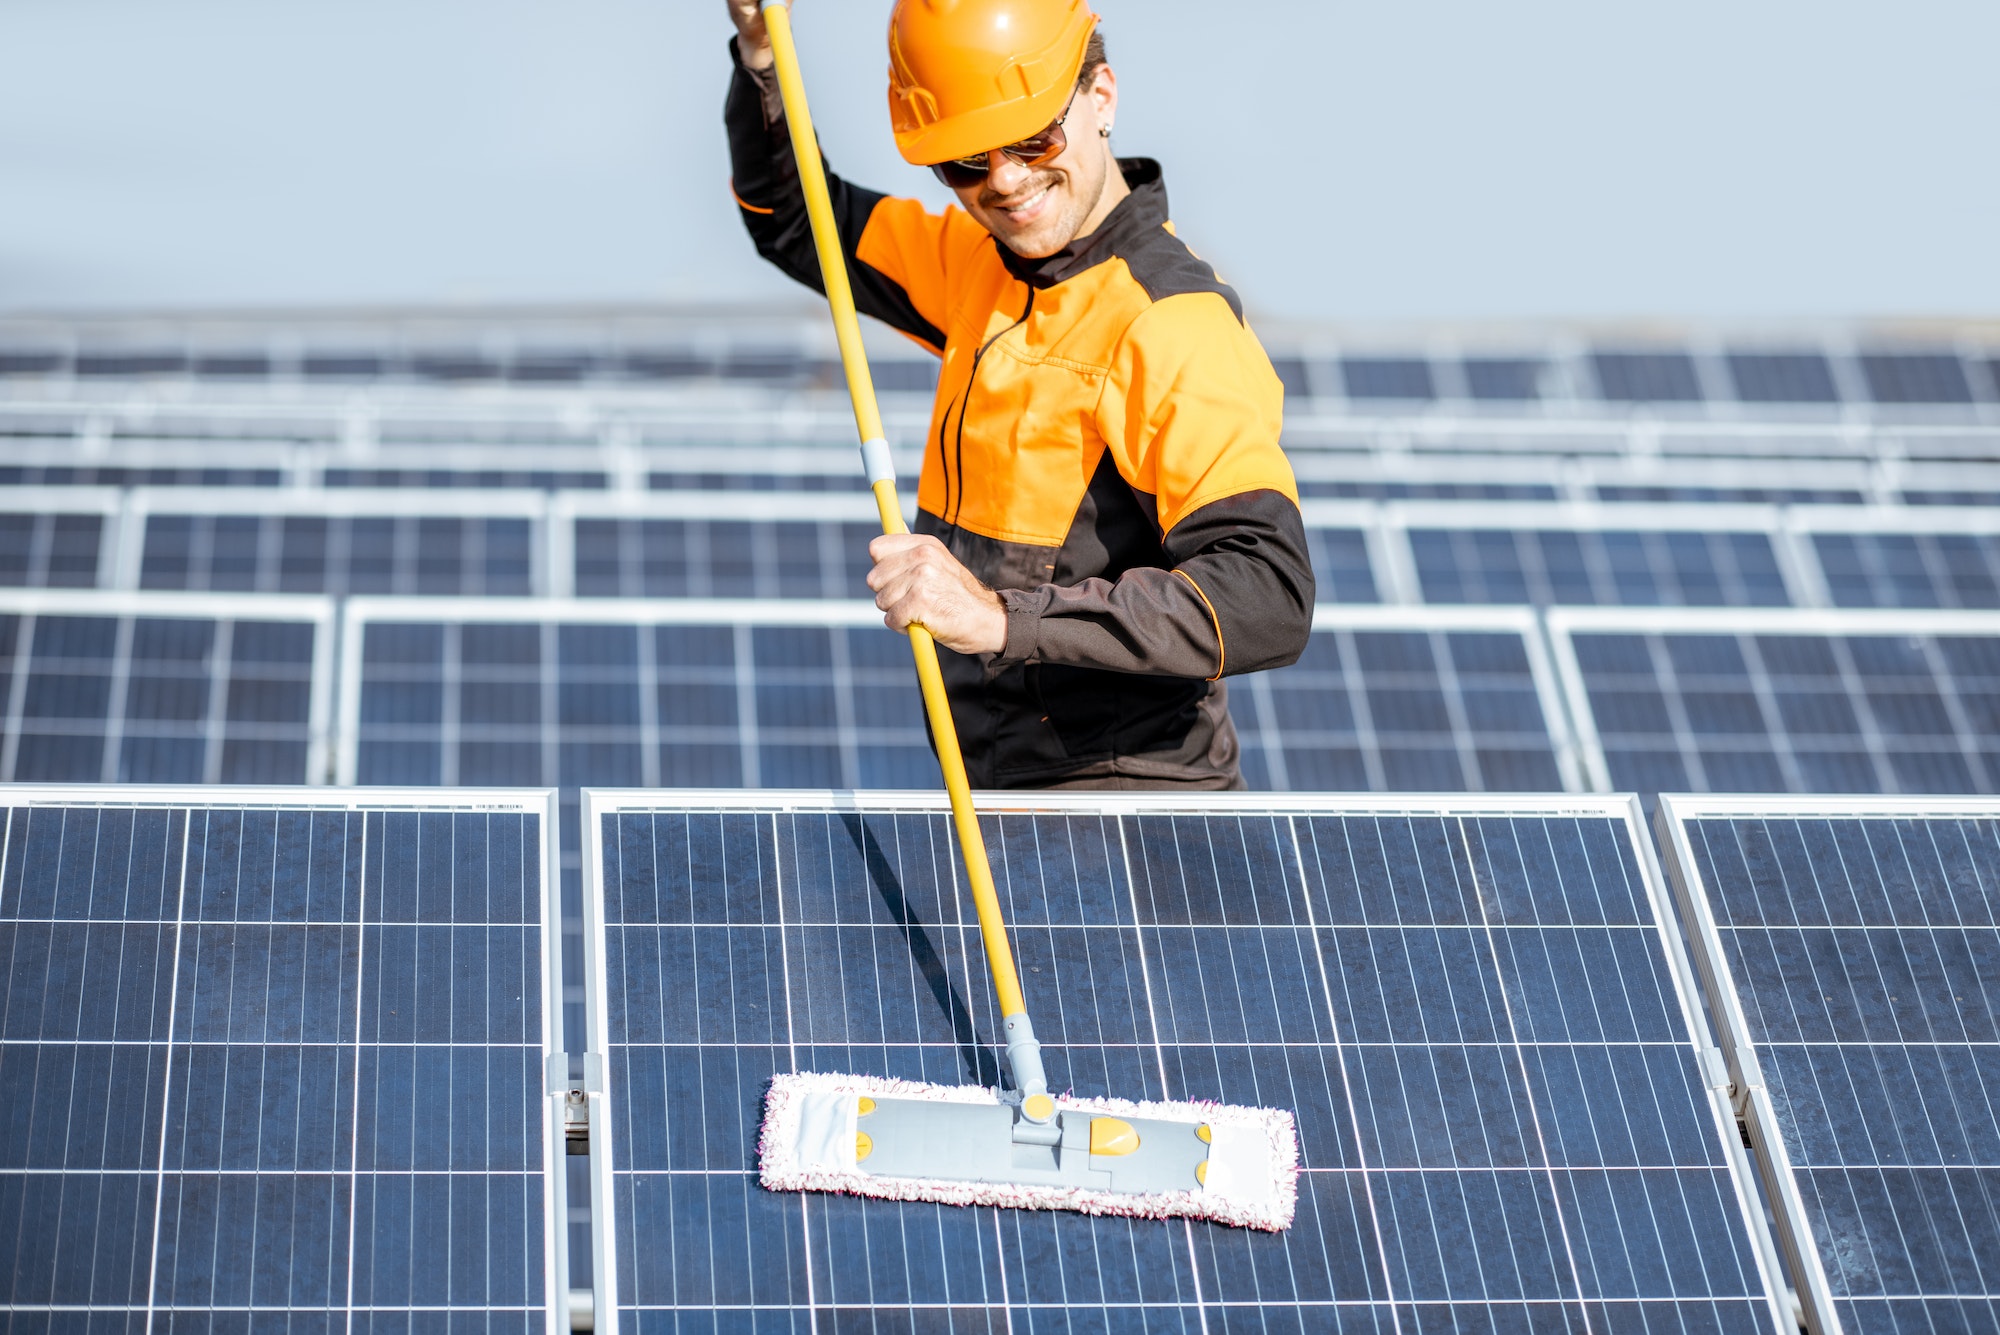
{"left": 995, "top": 158, "right": 1166, "bottom": 289}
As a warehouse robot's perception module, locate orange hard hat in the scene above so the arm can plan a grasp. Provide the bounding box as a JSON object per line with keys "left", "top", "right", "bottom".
{"left": 887, "top": 0, "right": 1098, "bottom": 167}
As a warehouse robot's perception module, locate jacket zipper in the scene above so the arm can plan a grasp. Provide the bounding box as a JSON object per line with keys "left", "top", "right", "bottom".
{"left": 946, "top": 286, "right": 1035, "bottom": 529}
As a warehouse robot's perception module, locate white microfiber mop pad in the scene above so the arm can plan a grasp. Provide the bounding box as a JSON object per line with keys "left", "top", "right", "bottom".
{"left": 759, "top": 1071, "right": 1298, "bottom": 1232}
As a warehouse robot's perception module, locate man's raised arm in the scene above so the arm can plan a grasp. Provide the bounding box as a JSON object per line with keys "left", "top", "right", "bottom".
{"left": 723, "top": 1, "right": 947, "bottom": 353}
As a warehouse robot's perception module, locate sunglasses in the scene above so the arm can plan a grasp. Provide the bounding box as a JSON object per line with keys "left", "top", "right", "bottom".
{"left": 929, "top": 95, "right": 1077, "bottom": 189}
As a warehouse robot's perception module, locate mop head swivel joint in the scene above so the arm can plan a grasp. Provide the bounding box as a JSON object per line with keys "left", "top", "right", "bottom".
{"left": 759, "top": 1071, "right": 1299, "bottom": 1232}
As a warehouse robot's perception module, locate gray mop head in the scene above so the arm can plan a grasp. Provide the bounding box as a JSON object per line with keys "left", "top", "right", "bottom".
{"left": 759, "top": 1071, "right": 1298, "bottom": 1231}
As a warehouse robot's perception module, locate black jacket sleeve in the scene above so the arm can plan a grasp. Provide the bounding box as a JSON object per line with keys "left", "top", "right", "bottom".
{"left": 724, "top": 39, "right": 946, "bottom": 353}
{"left": 996, "top": 489, "right": 1315, "bottom": 679}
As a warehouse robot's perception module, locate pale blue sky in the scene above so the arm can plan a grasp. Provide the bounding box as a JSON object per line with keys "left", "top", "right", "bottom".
{"left": 3, "top": 0, "right": 1996, "bottom": 321}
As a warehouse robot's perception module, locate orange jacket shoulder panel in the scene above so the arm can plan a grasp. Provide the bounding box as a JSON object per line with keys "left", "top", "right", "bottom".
{"left": 1094, "top": 285, "right": 1295, "bottom": 534}
{"left": 855, "top": 198, "right": 994, "bottom": 349}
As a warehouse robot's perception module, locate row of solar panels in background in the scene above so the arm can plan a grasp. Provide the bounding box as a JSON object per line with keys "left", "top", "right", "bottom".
{"left": 5, "top": 341, "right": 2000, "bottom": 406}
{"left": 15, "top": 463, "right": 1987, "bottom": 507}
{"left": 1276, "top": 348, "right": 2000, "bottom": 407}
{"left": 2, "top": 593, "right": 1996, "bottom": 803}
{"left": 10, "top": 498, "right": 2000, "bottom": 610}
{"left": 0, "top": 345, "right": 938, "bottom": 394}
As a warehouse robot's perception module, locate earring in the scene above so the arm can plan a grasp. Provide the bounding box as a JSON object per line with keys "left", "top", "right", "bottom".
{"left": 1099, "top": 125, "right": 1112, "bottom": 138}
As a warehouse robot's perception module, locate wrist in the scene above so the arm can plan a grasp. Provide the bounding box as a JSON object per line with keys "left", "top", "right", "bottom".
{"left": 978, "top": 591, "right": 1008, "bottom": 656}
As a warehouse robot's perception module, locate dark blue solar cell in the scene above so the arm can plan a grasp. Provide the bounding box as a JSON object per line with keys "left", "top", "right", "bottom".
{"left": 1726, "top": 352, "right": 1840, "bottom": 403}
{"left": 871, "top": 359, "right": 939, "bottom": 393}
{"left": 1591, "top": 352, "right": 1703, "bottom": 403}
{"left": 409, "top": 351, "right": 501, "bottom": 382}
{"left": 510, "top": 350, "right": 600, "bottom": 382}
{"left": 1341, "top": 358, "right": 1435, "bottom": 401}
{"left": 1816, "top": 532, "right": 2000, "bottom": 610}
{"left": 301, "top": 352, "right": 387, "bottom": 379}
{"left": 74, "top": 351, "right": 186, "bottom": 378}
{"left": 1858, "top": 353, "right": 1975, "bottom": 405}
{"left": 1462, "top": 358, "right": 1544, "bottom": 401}
{"left": 191, "top": 352, "right": 271, "bottom": 379}
{"left": 0, "top": 349, "right": 65, "bottom": 375}
{"left": 0, "top": 513, "right": 101, "bottom": 588}
{"left": 363, "top": 622, "right": 444, "bottom": 667}
{"left": 1664, "top": 635, "right": 1750, "bottom": 677}
{"left": 655, "top": 625, "right": 736, "bottom": 669}
{"left": 752, "top": 626, "right": 835, "bottom": 671}
{"left": 1571, "top": 633, "right": 1652, "bottom": 674}
{"left": 1269, "top": 356, "right": 1311, "bottom": 398}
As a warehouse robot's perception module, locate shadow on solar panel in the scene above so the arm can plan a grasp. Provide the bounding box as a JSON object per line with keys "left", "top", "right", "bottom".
{"left": 579, "top": 790, "right": 1793, "bottom": 1333}
{"left": 0, "top": 786, "right": 570, "bottom": 1333}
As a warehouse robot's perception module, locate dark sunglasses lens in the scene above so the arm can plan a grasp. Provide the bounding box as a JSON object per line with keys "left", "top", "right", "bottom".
{"left": 930, "top": 158, "right": 990, "bottom": 189}
{"left": 1011, "top": 125, "right": 1065, "bottom": 165}
{"left": 928, "top": 113, "right": 1068, "bottom": 188}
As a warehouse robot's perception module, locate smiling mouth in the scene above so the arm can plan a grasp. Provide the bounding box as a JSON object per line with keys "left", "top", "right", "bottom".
{"left": 986, "top": 179, "right": 1057, "bottom": 222}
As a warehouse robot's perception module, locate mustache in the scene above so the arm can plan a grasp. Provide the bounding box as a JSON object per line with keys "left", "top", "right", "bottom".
{"left": 979, "top": 171, "right": 1060, "bottom": 210}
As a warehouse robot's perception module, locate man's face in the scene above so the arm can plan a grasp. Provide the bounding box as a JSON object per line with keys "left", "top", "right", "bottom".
{"left": 949, "top": 67, "right": 1119, "bottom": 259}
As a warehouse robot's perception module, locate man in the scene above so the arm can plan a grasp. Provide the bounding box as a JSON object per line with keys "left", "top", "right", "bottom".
{"left": 725, "top": 0, "right": 1313, "bottom": 789}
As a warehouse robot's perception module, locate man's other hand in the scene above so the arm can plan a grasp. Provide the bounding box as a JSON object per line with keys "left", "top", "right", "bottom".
{"left": 727, "top": 0, "right": 781, "bottom": 69}
{"left": 867, "top": 534, "right": 1008, "bottom": 655}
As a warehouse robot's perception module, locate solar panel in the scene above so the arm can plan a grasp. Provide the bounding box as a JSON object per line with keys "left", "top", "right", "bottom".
{"left": 1300, "top": 526, "right": 1380, "bottom": 602}
{"left": 0, "top": 511, "right": 106, "bottom": 588}
{"left": 74, "top": 351, "right": 187, "bottom": 378}
{"left": 1296, "top": 481, "right": 1560, "bottom": 503}
{"left": 1410, "top": 528, "right": 1791, "bottom": 607}
{"left": 570, "top": 518, "right": 878, "bottom": 602}
{"left": 301, "top": 352, "right": 392, "bottom": 380}
{"left": 1591, "top": 353, "right": 1704, "bottom": 404}
{"left": 1813, "top": 531, "right": 2000, "bottom": 610}
{"left": 0, "top": 592, "right": 334, "bottom": 787}
{"left": 1655, "top": 796, "right": 2000, "bottom": 1334}
{"left": 190, "top": 353, "right": 273, "bottom": 380}
{"left": 1904, "top": 490, "right": 2000, "bottom": 508}
{"left": 0, "top": 467, "right": 286, "bottom": 490}
{"left": 647, "top": 471, "right": 868, "bottom": 494}
{"left": 1596, "top": 486, "right": 1867, "bottom": 506}
{"left": 138, "top": 512, "right": 538, "bottom": 597}
{"left": 411, "top": 351, "right": 505, "bottom": 383}
{"left": 510, "top": 351, "right": 603, "bottom": 384}
{"left": 1858, "top": 353, "right": 1975, "bottom": 406}
{"left": 324, "top": 469, "right": 608, "bottom": 492}
{"left": 1725, "top": 353, "right": 1841, "bottom": 405}
{"left": 563, "top": 508, "right": 1382, "bottom": 606}
{"left": 340, "top": 601, "right": 1582, "bottom": 797}
{"left": 0, "top": 787, "right": 567, "bottom": 1333}
{"left": 1269, "top": 356, "right": 1311, "bottom": 400}
{"left": 1461, "top": 358, "right": 1544, "bottom": 401}
{"left": 1340, "top": 358, "right": 1436, "bottom": 402}
{"left": 0, "top": 349, "right": 66, "bottom": 377}
{"left": 1551, "top": 608, "right": 2000, "bottom": 796}
{"left": 579, "top": 790, "right": 1790, "bottom": 1333}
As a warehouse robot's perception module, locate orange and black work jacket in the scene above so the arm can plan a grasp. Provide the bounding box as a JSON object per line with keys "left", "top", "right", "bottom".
{"left": 727, "top": 44, "right": 1314, "bottom": 788}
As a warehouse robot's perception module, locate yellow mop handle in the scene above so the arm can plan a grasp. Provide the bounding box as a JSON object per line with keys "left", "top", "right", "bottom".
{"left": 758, "top": 3, "right": 1033, "bottom": 1033}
